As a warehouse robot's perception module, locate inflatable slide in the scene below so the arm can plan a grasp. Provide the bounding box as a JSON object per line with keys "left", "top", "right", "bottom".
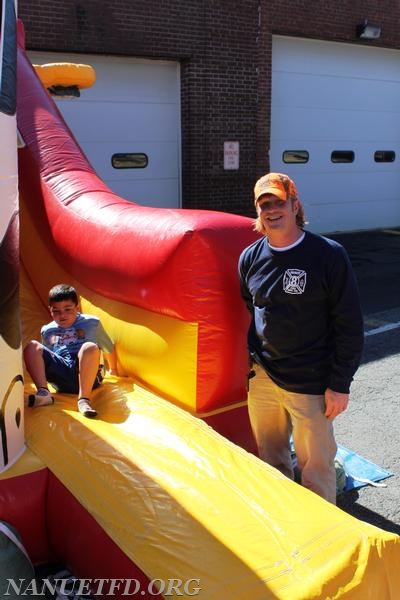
{"left": 1, "top": 9, "right": 400, "bottom": 599}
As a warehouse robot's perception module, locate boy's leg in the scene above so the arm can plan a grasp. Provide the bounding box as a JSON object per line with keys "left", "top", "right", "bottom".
{"left": 23, "top": 340, "right": 49, "bottom": 390}
{"left": 77, "top": 342, "right": 101, "bottom": 417}
{"left": 23, "top": 341, "right": 54, "bottom": 406}
{"left": 77, "top": 342, "right": 101, "bottom": 398}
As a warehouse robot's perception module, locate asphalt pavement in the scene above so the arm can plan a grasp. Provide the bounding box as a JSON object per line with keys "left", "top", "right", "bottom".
{"left": 328, "top": 228, "right": 400, "bottom": 534}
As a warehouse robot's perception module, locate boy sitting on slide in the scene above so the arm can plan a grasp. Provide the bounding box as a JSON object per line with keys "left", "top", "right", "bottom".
{"left": 23, "top": 283, "right": 116, "bottom": 418}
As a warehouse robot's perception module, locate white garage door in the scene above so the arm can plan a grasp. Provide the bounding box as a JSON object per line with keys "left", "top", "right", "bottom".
{"left": 29, "top": 51, "right": 181, "bottom": 208}
{"left": 270, "top": 36, "right": 400, "bottom": 233}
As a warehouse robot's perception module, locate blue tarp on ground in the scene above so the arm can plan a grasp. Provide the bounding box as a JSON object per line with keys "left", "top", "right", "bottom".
{"left": 336, "top": 444, "right": 393, "bottom": 491}
{"left": 291, "top": 440, "right": 393, "bottom": 492}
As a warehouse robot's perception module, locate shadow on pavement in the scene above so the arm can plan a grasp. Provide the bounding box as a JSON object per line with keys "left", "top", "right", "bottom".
{"left": 360, "top": 329, "right": 400, "bottom": 365}
{"left": 337, "top": 490, "right": 400, "bottom": 535}
{"left": 329, "top": 228, "right": 400, "bottom": 315}
{"left": 329, "top": 228, "right": 400, "bottom": 364}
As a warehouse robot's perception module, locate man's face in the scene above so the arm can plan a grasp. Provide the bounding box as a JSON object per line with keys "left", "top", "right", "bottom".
{"left": 256, "top": 194, "right": 299, "bottom": 233}
{"left": 49, "top": 300, "right": 78, "bottom": 328}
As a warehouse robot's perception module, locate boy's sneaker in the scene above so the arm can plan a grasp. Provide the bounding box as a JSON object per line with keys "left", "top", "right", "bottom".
{"left": 77, "top": 398, "right": 97, "bottom": 418}
{"left": 27, "top": 388, "right": 54, "bottom": 407}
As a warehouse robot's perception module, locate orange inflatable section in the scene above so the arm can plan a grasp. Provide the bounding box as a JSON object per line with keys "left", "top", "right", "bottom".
{"left": 33, "top": 62, "right": 96, "bottom": 89}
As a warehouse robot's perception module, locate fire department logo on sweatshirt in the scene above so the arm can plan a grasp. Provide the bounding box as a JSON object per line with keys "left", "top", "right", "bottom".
{"left": 283, "top": 269, "right": 307, "bottom": 294}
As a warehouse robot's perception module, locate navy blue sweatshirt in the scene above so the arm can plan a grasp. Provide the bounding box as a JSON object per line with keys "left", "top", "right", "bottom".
{"left": 238, "top": 231, "right": 364, "bottom": 394}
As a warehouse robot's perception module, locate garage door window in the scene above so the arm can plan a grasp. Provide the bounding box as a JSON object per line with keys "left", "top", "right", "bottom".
{"left": 331, "top": 151, "right": 354, "bottom": 163}
{"left": 374, "top": 151, "right": 395, "bottom": 163}
{"left": 283, "top": 150, "right": 309, "bottom": 164}
{"left": 111, "top": 153, "right": 148, "bottom": 169}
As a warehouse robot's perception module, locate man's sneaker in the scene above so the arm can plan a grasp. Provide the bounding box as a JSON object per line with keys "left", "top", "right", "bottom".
{"left": 77, "top": 398, "right": 97, "bottom": 418}
{"left": 27, "top": 388, "right": 54, "bottom": 407}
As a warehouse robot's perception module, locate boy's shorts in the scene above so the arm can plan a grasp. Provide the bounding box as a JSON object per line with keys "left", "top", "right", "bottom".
{"left": 42, "top": 347, "right": 103, "bottom": 394}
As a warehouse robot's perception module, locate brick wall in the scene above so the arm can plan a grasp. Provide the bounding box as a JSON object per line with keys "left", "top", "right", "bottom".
{"left": 18, "top": 0, "right": 400, "bottom": 217}
{"left": 270, "top": 0, "right": 400, "bottom": 47}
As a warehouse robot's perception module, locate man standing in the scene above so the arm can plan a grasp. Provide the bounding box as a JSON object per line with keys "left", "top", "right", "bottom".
{"left": 238, "top": 173, "right": 364, "bottom": 503}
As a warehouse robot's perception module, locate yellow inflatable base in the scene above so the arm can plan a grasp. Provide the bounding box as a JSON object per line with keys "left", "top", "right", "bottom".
{"left": 0, "top": 445, "right": 45, "bottom": 480}
{"left": 24, "top": 379, "right": 400, "bottom": 599}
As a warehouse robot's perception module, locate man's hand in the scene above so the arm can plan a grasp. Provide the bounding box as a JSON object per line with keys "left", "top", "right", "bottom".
{"left": 324, "top": 388, "right": 349, "bottom": 420}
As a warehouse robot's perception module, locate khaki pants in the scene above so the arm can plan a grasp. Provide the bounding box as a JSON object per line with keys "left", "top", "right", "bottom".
{"left": 248, "top": 364, "right": 337, "bottom": 504}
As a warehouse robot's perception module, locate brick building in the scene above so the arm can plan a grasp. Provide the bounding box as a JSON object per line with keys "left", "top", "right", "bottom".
{"left": 18, "top": 1, "right": 400, "bottom": 232}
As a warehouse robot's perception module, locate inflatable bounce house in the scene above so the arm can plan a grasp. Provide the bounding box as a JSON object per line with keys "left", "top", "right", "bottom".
{"left": 1, "top": 1, "right": 400, "bottom": 597}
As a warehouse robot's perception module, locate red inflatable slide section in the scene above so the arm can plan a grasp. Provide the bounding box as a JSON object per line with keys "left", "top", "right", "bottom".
{"left": 16, "top": 21, "right": 258, "bottom": 429}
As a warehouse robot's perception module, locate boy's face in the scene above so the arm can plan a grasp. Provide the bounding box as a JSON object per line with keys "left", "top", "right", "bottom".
{"left": 49, "top": 300, "right": 78, "bottom": 328}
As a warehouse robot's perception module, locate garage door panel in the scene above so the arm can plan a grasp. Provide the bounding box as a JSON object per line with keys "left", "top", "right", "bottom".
{"left": 281, "top": 143, "right": 400, "bottom": 170}
{"left": 298, "top": 171, "right": 400, "bottom": 232}
{"left": 302, "top": 171, "right": 400, "bottom": 201}
{"left": 274, "top": 36, "right": 400, "bottom": 79}
{"left": 82, "top": 141, "right": 178, "bottom": 181}
{"left": 86, "top": 60, "right": 179, "bottom": 102}
{"left": 60, "top": 101, "right": 179, "bottom": 142}
{"left": 273, "top": 106, "right": 400, "bottom": 141}
{"left": 306, "top": 198, "right": 400, "bottom": 234}
{"left": 271, "top": 36, "right": 400, "bottom": 233}
{"left": 274, "top": 72, "right": 400, "bottom": 113}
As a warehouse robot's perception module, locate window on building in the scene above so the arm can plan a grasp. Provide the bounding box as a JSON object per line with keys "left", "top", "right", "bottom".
{"left": 282, "top": 150, "right": 309, "bottom": 164}
{"left": 374, "top": 150, "right": 395, "bottom": 163}
{"left": 331, "top": 151, "right": 354, "bottom": 163}
{"left": 111, "top": 153, "right": 148, "bottom": 169}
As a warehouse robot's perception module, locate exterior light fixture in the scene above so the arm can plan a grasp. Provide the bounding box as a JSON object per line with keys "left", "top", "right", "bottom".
{"left": 356, "top": 20, "right": 381, "bottom": 39}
